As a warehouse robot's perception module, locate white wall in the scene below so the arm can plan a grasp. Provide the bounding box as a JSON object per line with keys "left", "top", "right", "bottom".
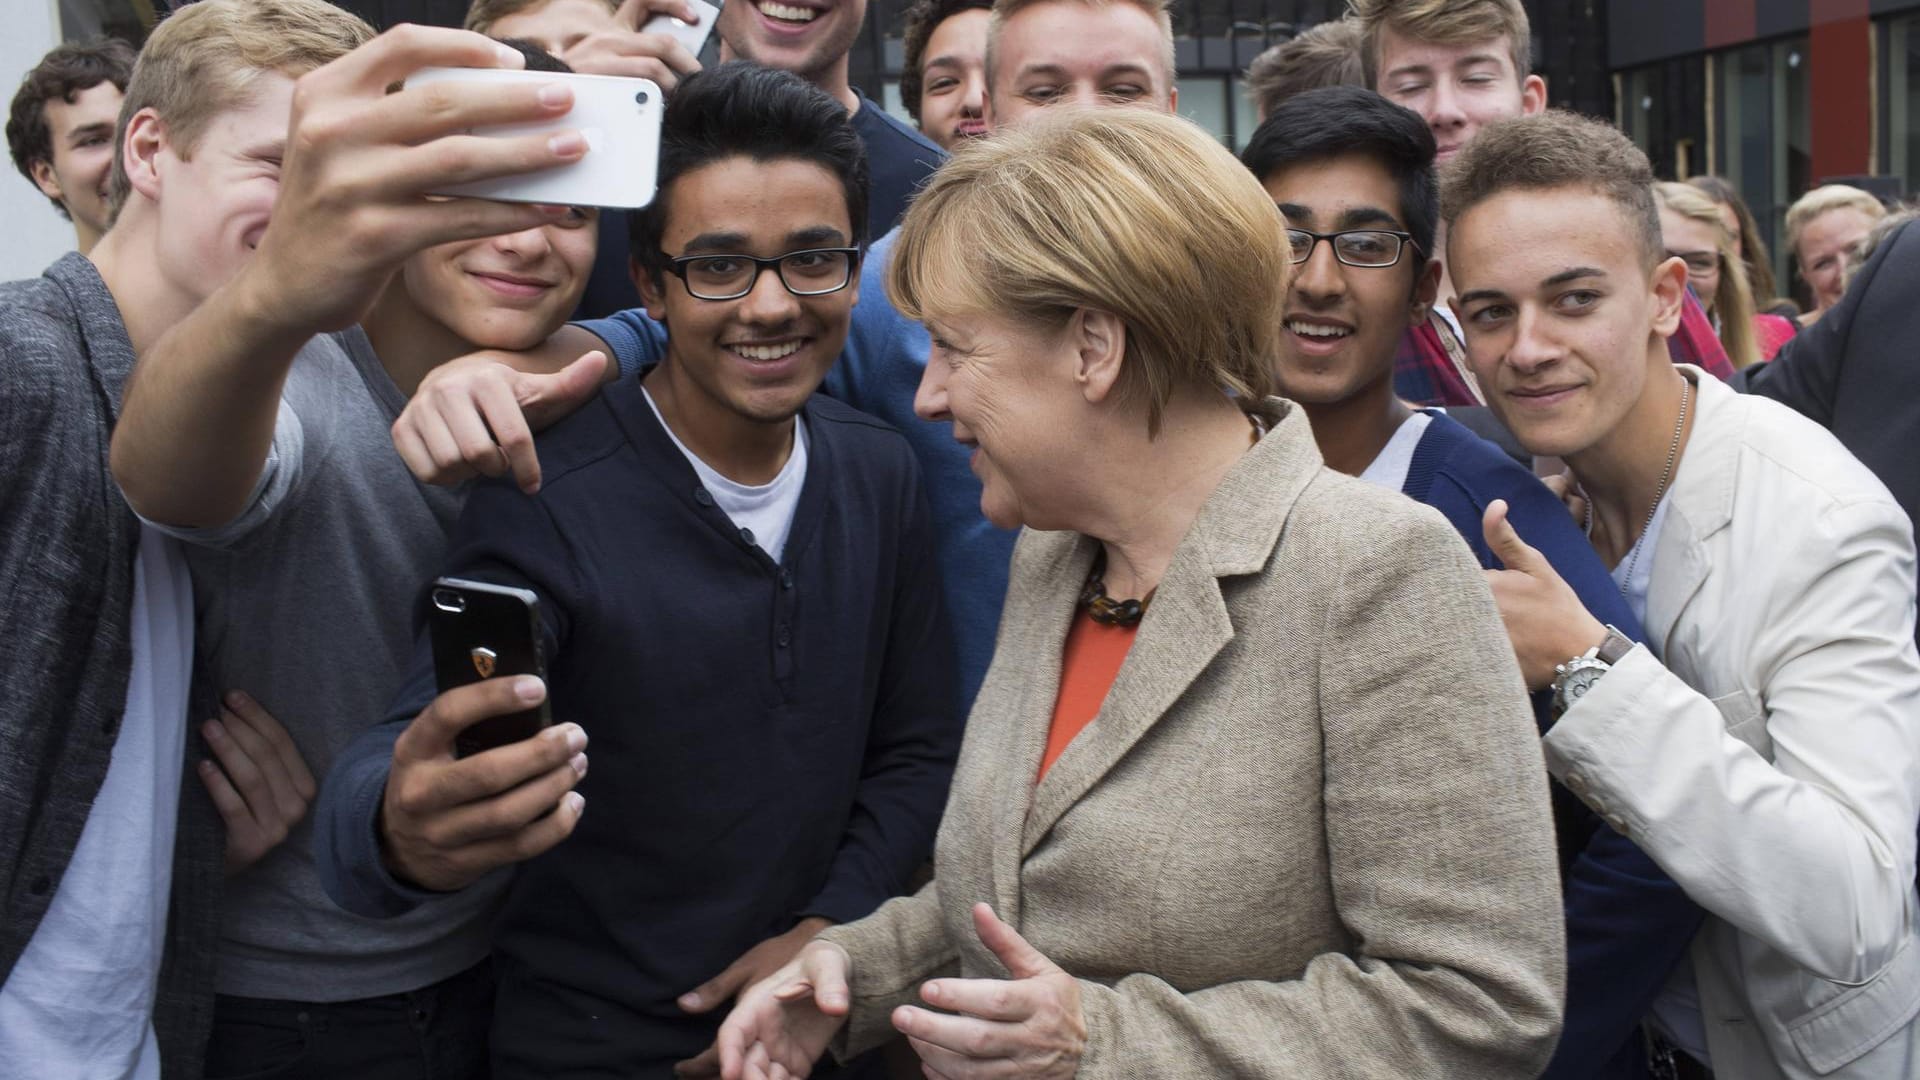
{"left": 2, "top": 0, "right": 86, "bottom": 281}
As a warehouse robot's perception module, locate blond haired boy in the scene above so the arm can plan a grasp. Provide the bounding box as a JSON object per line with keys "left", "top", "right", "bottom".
{"left": 96, "top": 0, "right": 591, "bottom": 1074}
{"left": 0, "top": 4, "right": 376, "bottom": 1075}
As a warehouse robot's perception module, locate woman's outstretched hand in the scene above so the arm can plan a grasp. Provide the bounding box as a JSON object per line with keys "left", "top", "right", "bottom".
{"left": 718, "top": 939, "right": 852, "bottom": 1080}
{"left": 892, "top": 903, "right": 1085, "bottom": 1080}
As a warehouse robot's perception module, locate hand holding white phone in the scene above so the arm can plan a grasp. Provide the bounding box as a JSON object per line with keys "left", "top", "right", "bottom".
{"left": 408, "top": 67, "right": 664, "bottom": 209}
{"left": 641, "top": 0, "right": 722, "bottom": 58}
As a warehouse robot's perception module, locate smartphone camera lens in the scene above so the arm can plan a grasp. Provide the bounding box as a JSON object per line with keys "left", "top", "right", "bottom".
{"left": 634, "top": 90, "right": 650, "bottom": 106}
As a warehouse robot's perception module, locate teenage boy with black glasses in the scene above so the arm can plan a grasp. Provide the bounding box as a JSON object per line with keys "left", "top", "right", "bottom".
{"left": 1243, "top": 86, "right": 1704, "bottom": 1080}
{"left": 313, "top": 62, "right": 960, "bottom": 1079}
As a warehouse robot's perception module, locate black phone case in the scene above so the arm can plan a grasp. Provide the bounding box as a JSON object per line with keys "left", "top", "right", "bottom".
{"left": 427, "top": 577, "right": 552, "bottom": 757}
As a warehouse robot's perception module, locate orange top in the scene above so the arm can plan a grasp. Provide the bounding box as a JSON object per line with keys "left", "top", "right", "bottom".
{"left": 1037, "top": 608, "right": 1140, "bottom": 782}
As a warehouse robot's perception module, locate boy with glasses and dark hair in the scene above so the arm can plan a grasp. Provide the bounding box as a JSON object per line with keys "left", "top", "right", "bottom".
{"left": 1245, "top": 85, "right": 1705, "bottom": 1080}
{"left": 313, "top": 60, "right": 960, "bottom": 1079}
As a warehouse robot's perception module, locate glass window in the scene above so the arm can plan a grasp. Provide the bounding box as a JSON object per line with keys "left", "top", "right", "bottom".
{"left": 1230, "top": 77, "right": 1259, "bottom": 151}
{"left": 1714, "top": 37, "right": 1808, "bottom": 293}
{"left": 59, "top": 0, "right": 156, "bottom": 44}
{"left": 1884, "top": 15, "right": 1920, "bottom": 193}
{"left": 1176, "top": 77, "right": 1231, "bottom": 147}
{"left": 880, "top": 80, "right": 912, "bottom": 126}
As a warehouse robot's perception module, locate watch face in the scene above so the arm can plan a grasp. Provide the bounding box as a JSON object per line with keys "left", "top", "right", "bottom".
{"left": 1562, "top": 666, "right": 1606, "bottom": 704}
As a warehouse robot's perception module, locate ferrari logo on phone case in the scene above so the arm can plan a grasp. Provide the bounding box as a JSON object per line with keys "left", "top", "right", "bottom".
{"left": 471, "top": 647, "right": 497, "bottom": 678}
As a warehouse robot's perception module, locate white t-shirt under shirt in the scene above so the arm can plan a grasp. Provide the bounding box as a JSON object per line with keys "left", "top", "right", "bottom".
{"left": 0, "top": 527, "right": 192, "bottom": 1079}
{"left": 642, "top": 386, "right": 808, "bottom": 563}
{"left": 1356, "top": 412, "right": 1434, "bottom": 493}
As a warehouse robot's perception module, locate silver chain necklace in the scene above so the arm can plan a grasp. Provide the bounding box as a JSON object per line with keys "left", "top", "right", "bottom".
{"left": 1584, "top": 378, "right": 1692, "bottom": 598}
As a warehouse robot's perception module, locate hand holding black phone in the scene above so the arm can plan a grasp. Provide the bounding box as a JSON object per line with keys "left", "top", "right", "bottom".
{"left": 428, "top": 577, "right": 553, "bottom": 757}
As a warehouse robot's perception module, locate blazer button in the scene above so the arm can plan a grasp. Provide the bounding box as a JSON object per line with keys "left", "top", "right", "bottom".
{"left": 1607, "top": 815, "right": 1632, "bottom": 837}
{"left": 1564, "top": 771, "right": 1588, "bottom": 794}
{"left": 777, "top": 624, "right": 791, "bottom": 648}
{"left": 739, "top": 527, "right": 755, "bottom": 545}
{"left": 693, "top": 488, "right": 715, "bottom": 507}
{"left": 779, "top": 568, "right": 794, "bottom": 590}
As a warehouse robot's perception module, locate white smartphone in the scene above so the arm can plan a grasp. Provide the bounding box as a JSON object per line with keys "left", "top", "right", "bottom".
{"left": 408, "top": 67, "right": 664, "bottom": 209}
{"left": 642, "top": 0, "right": 722, "bottom": 59}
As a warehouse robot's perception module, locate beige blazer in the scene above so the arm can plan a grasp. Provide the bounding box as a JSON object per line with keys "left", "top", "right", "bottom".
{"left": 822, "top": 400, "right": 1566, "bottom": 1078}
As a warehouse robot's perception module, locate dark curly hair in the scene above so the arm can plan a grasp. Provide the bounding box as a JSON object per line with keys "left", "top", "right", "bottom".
{"left": 899, "top": 0, "right": 991, "bottom": 123}
{"left": 7, "top": 38, "right": 136, "bottom": 218}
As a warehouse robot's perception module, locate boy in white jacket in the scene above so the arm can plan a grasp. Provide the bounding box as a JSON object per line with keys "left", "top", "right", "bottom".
{"left": 1446, "top": 109, "right": 1920, "bottom": 1079}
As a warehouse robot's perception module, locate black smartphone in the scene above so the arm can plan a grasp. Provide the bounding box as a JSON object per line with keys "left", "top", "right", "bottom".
{"left": 427, "top": 577, "right": 552, "bottom": 758}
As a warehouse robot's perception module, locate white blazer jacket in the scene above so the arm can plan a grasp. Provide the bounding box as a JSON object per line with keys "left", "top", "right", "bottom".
{"left": 1543, "top": 368, "right": 1920, "bottom": 1077}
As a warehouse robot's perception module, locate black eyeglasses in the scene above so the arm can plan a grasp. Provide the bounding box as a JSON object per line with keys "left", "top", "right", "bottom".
{"left": 1285, "top": 228, "right": 1418, "bottom": 268}
{"left": 662, "top": 247, "right": 862, "bottom": 301}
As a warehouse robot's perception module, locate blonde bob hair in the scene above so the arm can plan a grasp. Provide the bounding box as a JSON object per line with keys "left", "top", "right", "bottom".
{"left": 1654, "top": 181, "right": 1760, "bottom": 369}
{"left": 107, "top": 0, "right": 374, "bottom": 218}
{"left": 887, "top": 107, "right": 1285, "bottom": 436}
{"left": 1784, "top": 183, "right": 1886, "bottom": 258}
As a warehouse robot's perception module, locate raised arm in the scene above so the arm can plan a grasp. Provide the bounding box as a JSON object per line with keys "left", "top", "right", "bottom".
{"left": 112, "top": 25, "right": 584, "bottom": 528}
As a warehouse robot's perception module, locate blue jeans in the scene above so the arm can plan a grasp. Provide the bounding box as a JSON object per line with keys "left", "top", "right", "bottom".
{"left": 203, "top": 960, "right": 493, "bottom": 1080}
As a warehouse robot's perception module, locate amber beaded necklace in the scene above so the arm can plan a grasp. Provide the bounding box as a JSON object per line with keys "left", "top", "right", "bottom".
{"left": 1077, "top": 409, "right": 1267, "bottom": 627}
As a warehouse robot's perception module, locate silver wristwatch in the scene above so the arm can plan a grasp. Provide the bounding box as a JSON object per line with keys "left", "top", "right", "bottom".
{"left": 1550, "top": 625, "right": 1636, "bottom": 718}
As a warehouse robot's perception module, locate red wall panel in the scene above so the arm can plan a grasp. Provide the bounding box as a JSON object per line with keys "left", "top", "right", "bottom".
{"left": 1705, "top": 0, "right": 1758, "bottom": 48}
{"left": 1809, "top": 15, "right": 1873, "bottom": 176}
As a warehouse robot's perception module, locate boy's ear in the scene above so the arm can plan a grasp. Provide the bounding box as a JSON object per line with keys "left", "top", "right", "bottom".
{"left": 1649, "top": 254, "right": 1689, "bottom": 339}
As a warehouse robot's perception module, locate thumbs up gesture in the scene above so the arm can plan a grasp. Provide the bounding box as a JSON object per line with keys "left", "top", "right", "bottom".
{"left": 889, "top": 904, "right": 1085, "bottom": 1079}
{"left": 1482, "top": 499, "right": 1609, "bottom": 691}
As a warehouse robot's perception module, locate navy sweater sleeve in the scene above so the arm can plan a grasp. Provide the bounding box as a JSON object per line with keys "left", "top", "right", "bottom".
{"left": 1410, "top": 415, "right": 1705, "bottom": 1080}
{"left": 312, "top": 474, "right": 582, "bottom": 920}
{"left": 799, "top": 444, "right": 961, "bottom": 925}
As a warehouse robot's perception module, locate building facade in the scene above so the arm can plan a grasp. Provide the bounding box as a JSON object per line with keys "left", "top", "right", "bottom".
{"left": 1611, "top": 0, "right": 1919, "bottom": 296}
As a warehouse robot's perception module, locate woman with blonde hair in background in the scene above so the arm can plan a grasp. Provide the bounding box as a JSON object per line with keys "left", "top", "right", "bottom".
{"left": 713, "top": 105, "right": 1566, "bottom": 1080}
{"left": 1787, "top": 183, "right": 1888, "bottom": 326}
{"left": 1655, "top": 181, "right": 1796, "bottom": 365}
{"left": 1687, "top": 174, "right": 1794, "bottom": 316}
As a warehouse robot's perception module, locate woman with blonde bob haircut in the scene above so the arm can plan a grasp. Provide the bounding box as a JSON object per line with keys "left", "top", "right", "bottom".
{"left": 716, "top": 106, "right": 1566, "bottom": 1080}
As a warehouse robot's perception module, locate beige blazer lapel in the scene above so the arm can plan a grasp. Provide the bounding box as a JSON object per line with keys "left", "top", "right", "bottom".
{"left": 1020, "top": 544, "right": 1235, "bottom": 855}
{"left": 986, "top": 532, "right": 1095, "bottom": 923}
{"left": 1018, "top": 399, "right": 1321, "bottom": 857}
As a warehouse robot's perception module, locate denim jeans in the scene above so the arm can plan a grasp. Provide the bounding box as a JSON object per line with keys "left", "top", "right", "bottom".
{"left": 203, "top": 960, "right": 493, "bottom": 1080}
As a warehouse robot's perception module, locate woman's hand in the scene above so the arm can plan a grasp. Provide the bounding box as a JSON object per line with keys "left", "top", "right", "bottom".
{"left": 892, "top": 903, "right": 1084, "bottom": 1080}
{"left": 717, "top": 939, "right": 852, "bottom": 1080}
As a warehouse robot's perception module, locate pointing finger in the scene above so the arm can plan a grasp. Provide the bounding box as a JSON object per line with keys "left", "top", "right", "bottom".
{"left": 969, "top": 902, "right": 1059, "bottom": 981}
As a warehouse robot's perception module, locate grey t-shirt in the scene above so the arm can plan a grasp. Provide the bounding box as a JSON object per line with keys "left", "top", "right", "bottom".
{"left": 147, "top": 328, "right": 505, "bottom": 1001}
